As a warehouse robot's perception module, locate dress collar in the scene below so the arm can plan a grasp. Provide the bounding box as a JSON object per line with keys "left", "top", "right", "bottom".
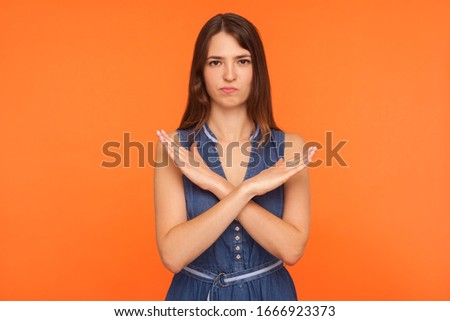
{"left": 201, "top": 121, "right": 260, "bottom": 144}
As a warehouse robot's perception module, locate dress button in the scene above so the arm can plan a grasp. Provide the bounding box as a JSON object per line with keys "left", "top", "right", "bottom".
{"left": 235, "top": 226, "right": 240, "bottom": 231}
{"left": 235, "top": 245, "right": 240, "bottom": 251}
{"left": 236, "top": 254, "right": 241, "bottom": 260}
{"left": 235, "top": 235, "right": 240, "bottom": 241}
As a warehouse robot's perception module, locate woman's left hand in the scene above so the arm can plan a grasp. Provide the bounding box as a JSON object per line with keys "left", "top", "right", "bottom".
{"left": 157, "top": 129, "right": 223, "bottom": 192}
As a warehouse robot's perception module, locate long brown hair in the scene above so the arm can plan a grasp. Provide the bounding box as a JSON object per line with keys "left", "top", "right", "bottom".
{"left": 177, "top": 13, "right": 282, "bottom": 148}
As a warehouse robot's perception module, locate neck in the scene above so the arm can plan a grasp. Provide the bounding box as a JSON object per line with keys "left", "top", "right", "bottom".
{"left": 207, "top": 108, "right": 254, "bottom": 143}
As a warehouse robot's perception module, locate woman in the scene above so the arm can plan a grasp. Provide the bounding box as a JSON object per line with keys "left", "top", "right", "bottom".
{"left": 154, "top": 12, "right": 317, "bottom": 301}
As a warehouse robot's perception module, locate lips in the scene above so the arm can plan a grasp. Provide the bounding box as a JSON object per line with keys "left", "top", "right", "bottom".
{"left": 220, "top": 87, "right": 237, "bottom": 94}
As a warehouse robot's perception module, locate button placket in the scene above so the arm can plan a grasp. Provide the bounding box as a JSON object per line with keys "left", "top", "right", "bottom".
{"left": 233, "top": 223, "right": 242, "bottom": 262}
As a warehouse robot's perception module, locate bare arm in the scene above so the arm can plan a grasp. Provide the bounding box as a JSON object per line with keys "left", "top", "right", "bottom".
{"left": 211, "top": 133, "right": 312, "bottom": 265}
{"left": 154, "top": 131, "right": 254, "bottom": 273}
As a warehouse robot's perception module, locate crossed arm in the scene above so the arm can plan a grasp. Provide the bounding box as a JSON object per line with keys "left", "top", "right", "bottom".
{"left": 154, "top": 130, "right": 313, "bottom": 273}
{"left": 212, "top": 159, "right": 310, "bottom": 266}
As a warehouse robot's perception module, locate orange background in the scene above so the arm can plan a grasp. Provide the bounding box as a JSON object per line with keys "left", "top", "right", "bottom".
{"left": 1, "top": 0, "right": 449, "bottom": 300}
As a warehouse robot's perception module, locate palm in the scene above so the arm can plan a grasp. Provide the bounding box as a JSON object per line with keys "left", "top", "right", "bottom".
{"left": 158, "top": 130, "right": 219, "bottom": 191}
{"left": 247, "top": 148, "right": 315, "bottom": 196}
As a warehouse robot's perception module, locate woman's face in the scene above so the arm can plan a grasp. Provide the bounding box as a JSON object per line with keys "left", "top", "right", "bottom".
{"left": 203, "top": 31, "right": 253, "bottom": 110}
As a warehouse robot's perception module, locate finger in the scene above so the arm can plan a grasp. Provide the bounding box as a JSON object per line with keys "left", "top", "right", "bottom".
{"left": 305, "top": 146, "right": 317, "bottom": 165}
{"left": 161, "top": 138, "right": 175, "bottom": 161}
{"left": 190, "top": 141, "right": 198, "bottom": 152}
{"left": 158, "top": 130, "right": 188, "bottom": 162}
{"left": 156, "top": 131, "right": 172, "bottom": 157}
{"left": 167, "top": 143, "right": 186, "bottom": 167}
{"left": 162, "top": 133, "right": 199, "bottom": 168}
{"left": 286, "top": 146, "right": 317, "bottom": 168}
{"left": 158, "top": 129, "right": 183, "bottom": 152}
{"left": 157, "top": 131, "right": 185, "bottom": 167}
{"left": 301, "top": 147, "right": 317, "bottom": 167}
{"left": 190, "top": 142, "right": 202, "bottom": 159}
{"left": 274, "top": 158, "right": 285, "bottom": 167}
{"left": 188, "top": 142, "right": 202, "bottom": 167}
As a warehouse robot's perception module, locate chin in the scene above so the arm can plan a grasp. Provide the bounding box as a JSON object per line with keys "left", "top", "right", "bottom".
{"left": 213, "top": 99, "right": 247, "bottom": 109}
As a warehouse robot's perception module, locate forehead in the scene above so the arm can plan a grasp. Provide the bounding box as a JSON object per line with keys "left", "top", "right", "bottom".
{"left": 207, "top": 32, "right": 250, "bottom": 56}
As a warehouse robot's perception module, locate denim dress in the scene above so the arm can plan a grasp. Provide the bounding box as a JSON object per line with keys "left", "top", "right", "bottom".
{"left": 165, "top": 122, "right": 298, "bottom": 301}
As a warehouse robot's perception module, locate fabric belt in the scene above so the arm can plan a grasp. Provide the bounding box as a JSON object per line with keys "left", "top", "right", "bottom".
{"left": 182, "top": 259, "right": 284, "bottom": 301}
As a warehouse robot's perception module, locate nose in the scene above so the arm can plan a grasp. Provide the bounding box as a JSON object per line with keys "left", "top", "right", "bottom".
{"left": 223, "top": 62, "right": 237, "bottom": 81}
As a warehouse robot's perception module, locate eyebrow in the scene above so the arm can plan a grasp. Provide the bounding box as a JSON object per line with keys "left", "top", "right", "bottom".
{"left": 206, "top": 54, "right": 251, "bottom": 60}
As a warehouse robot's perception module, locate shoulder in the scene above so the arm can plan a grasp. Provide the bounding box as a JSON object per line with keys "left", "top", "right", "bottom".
{"left": 269, "top": 129, "right": 304, "bottom": 143}
{"left": 283, "top": 132, "right": 307, "bottom": 160}
{"left": 284, "top": 132, "right": 306, "bottom": 145}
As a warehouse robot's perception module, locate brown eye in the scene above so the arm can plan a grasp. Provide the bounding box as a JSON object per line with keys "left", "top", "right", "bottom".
{"left": 208, "top": 60, "right": 221, "bottom": 66}
{"left": 239, "top": 59, "right": 251, "bottom": 65}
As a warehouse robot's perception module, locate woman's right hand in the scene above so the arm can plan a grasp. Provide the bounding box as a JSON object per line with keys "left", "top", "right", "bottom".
{"left": 157, "top": 129, "right": 224, "bottom": 192}
{"left": 243, "top": 146, "right": 317, "bottom": 197}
